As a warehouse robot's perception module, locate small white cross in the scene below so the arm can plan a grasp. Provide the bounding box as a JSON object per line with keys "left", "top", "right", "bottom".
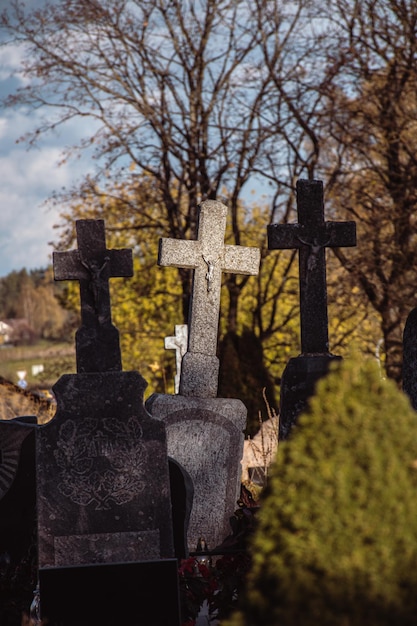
{"left": 164, "top": 324, "right": 188, "bottom": 393}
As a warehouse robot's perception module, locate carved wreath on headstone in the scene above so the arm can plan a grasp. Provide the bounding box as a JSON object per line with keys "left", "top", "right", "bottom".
{"left": 54, "top": 417, "right": 146, "bottom": 510}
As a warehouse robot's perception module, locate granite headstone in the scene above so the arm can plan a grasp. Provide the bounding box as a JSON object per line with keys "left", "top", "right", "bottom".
{"left": 37, "top": 219, "right": 179, "bottom": 625}
{"left": 268, "top": 179, "right": 356, "bottom": 439}
{"left": 148, "top": 200, "right": 260, "bottom": 552}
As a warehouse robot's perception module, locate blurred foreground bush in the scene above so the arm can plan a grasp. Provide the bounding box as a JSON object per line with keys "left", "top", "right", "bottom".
{"left": 224, "top": 358, "right": 417, "bottom": 626}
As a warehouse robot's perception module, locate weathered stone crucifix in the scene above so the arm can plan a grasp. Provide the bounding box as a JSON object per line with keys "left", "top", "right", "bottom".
{"left": 268, "top": 179, "right": 356, "bottom": 354}
{"left": 164, "top": 324, "right": 188, "bottom": 394}
{"left": 53, "top": 219, "right": 133, "bottom": 373}
{"left": 158, "top": 200, "right": 260, "bottom": 397}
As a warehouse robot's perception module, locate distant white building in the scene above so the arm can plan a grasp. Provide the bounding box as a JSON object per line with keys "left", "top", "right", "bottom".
{"left": 0, "top": 318, "right": 35, "bottom": 345}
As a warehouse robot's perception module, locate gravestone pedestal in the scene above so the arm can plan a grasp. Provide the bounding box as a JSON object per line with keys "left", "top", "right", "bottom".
{"left": 279, "top": 355, "right": 342, "bottom": 440}
{"left": 146, "top": 394, "right": 246, "bottom": 553}
{"left": 39, "top": 560, "right": 181, "bottom": 626}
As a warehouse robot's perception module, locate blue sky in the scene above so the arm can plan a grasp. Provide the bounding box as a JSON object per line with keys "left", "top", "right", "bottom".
{"left": 0, "top": 5, "right": 270, "bottom": 280}
{"left": 0, "top": 35, "right": 93, "bottom": 279}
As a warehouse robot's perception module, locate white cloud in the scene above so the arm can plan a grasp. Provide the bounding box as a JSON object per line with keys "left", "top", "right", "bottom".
{"left": 0, "top": 42, "right": 26, "bottom": 77}
{"left": 0, "top": 107, "right": 95, "bottom": 277}
{"left": 0, "top": 4, "right": 99, "bottom": 277}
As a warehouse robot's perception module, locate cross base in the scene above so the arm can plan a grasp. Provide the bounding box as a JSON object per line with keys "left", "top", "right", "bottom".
{"left": 75, "top": 324, "right": 122, "bottom": 373}
{"left": 179, "top": 353, "right": 219, "bottom": 398}
{"left": 279, "top": 354, "right": 342, "bottom": 440}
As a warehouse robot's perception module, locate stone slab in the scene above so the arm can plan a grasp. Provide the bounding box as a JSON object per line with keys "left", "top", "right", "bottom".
{"left": 37, "top": 371, "right": 174, "bottom": 568}
{"left": 39, "top": 559, "right": 181, "bottom": 626}
{"left": 146, "top": 393, "right": 246, "bottom": 552}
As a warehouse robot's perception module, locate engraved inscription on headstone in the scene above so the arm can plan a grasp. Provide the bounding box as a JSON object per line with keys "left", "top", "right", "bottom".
{"left": 54, "top": 417, "right": 146, "bottom": 511}
{"left": 158, "top": 200, "right": 260, "bottom": 397}
{"left": 53, "top": 219, "right": 133, "bottom": 373}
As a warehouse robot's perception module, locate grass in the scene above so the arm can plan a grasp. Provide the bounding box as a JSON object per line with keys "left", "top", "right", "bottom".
{"left": 0, "top": 340, "right": 76, "bottom": 389}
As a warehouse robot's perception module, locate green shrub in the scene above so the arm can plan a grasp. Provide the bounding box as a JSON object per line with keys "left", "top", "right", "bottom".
{"left": 224, "top": 358, "right": 417, "bottom": 626}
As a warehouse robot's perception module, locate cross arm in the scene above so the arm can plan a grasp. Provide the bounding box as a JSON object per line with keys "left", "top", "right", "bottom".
{"left": 53, "top": 250, "right": 88, "bottom": 281}
{"left": 267, "top": 221, "right": 356, "bottom": 250}
{"left": 164, "top": 337, "right": 179, "bottom": 350}
{"left": 325, "top": 222, "right": 356, "bottom": 247}
{"left": 53, "top": 248, "right": 133, "bottom": 281}
{"left": 267, "top": 224, "right": 304, "bottom": 250}
{"left": 223, "top": 245, "right": 261, "bottom": 275}
{"left": 158, "top": 238, "right": 199, "bottom": 269}
{"left": 106, "top": 249, "right": 134, "bottom": 277}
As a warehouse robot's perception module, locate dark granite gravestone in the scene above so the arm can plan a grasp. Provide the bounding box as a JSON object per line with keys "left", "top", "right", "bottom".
{"left": 268, "top": 179, "right": 356, "bottom": 439}
{"left": 36, "top": 219, "right": 180, "bottom": 625}
{"left": 0, "top": 416, "right": 38, "bottom": 626}
{"left": 402, "top": 307, "right": 417, "bottom": 409}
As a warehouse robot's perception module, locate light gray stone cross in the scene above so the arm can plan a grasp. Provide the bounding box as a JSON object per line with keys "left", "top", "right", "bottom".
{"left": 164, "top": 324, "right": 188, "bottom": 394}
{"left": 158, "top": 200, "right": 260, "bottom": 397}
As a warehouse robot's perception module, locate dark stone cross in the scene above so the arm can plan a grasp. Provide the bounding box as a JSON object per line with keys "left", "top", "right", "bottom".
{"left": 53, "top": 219, "right": 133, "bottom": 373}
{"left": 268, "top": 179, "right": 356, "bottom": 354}
{"left": 403, "top": 307, "right": 417, "bottom": 410}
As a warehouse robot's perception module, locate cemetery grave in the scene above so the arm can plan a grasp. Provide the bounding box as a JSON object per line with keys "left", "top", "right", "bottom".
{"left": 8, "top": 178, "right": 417, "bottom": 626}
{"left": 147, "top": 199, "right": 261, "bottom": 554}
{"left": 268, "top": 179, "right": 356, "bottom": 439}
{"left": 37, "top": 219, "right": 179, "bottom": 625}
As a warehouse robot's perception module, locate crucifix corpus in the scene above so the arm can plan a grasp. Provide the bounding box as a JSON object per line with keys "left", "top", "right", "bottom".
{"left": 268, "top": 179, "right": 356, "bottom": 355}
{"left": 53, "top": 219, "right": 133, "bottom": 373}
{"left": 158, "top": 200, "right": 260, "bottom": 397}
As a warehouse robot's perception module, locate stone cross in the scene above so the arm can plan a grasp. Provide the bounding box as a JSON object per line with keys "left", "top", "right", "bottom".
{"left": 403, "top": 307, "right": 417, "bottom": 410}
{"left": 164, "top": 324, "right": 188, "bottom": 394}
{"left": 268, "top": 179, "right": 356, "bottom": 354}
{"left": 53, "top": 219, "right": 133, "bottom": 373}
{"left": 158, "top": 200, "right": 260, "bottom": 397}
